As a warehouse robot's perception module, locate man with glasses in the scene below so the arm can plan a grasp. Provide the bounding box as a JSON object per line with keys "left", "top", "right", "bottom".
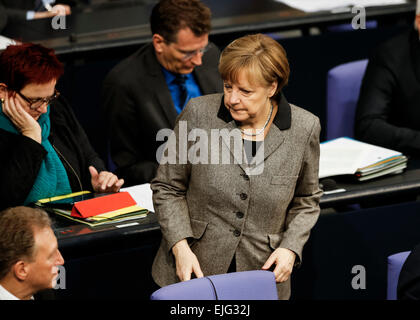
{"left": 102, "top": 0, "right": 223, "bottom": 186}
{"left": 0, "top": 206, "right": 64, "bottom": 300}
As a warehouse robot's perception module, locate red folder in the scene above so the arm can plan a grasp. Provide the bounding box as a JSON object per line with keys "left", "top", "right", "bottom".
{"left": 70, "top": 192, "right": 136, "bottom": 218}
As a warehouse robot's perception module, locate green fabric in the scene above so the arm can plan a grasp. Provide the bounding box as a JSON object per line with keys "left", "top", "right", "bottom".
{"left": 0, "top": 104, "right": 72, "bottom": 204}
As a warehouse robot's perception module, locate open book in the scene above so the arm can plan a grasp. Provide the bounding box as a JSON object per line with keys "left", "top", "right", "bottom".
{"left": 319, "top": 137, "right": 407, "bottom": 181}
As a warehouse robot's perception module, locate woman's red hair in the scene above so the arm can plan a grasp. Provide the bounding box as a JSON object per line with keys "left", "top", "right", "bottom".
{"left": 0, "top": 43, "right": 64, "bottom": 92}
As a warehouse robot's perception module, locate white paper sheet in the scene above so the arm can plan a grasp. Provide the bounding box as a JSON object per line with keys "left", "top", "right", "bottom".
{"left": 276, "top": 0, "right": 407, "bottom": 13}
{"left": 0, "top": 35, "right": 16, "bottom": 50}
{"left": 319, "top": 137, "right": 402, "bottom": 179}
{"left": 121, "top": 183, "right": 154, "bottom": 212}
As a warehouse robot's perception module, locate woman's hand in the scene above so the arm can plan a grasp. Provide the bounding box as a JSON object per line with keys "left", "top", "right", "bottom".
{"left": 89, "top": 166, "right": 124, "bottom": 193}
{"left": 2, "top": 92, "right": 42, "bottom": 143}
{"left": 51, "top": 4, "right": 71, "bottom": 16}
{"left": 33, "top": 4, "right": 71, "bottom": 19}
{"left": 34, "top": 4, "right": 71, "bottom": 19}
{"left": 172, "top": 239, "right": 204, "bottom": 281}
{"left": 262, "top": 247, "right": 296, "bottom": 283}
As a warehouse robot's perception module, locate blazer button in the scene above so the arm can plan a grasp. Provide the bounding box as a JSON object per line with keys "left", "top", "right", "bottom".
{"left": 240, "top": 193, "right": 248, "bottom": 200}
{"left": 233, "top": 230, "right": 241, "bottom": 237}
{"left": 241, "top": 173, "right": 250, "bottom": 181}
{"left": 236, "top": 212, "right": 244, "bottom": 219}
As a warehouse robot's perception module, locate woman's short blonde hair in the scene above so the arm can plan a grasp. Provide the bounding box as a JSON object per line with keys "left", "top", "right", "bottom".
{"left": 219, "top": 33, "right": 290, "bottom": 98}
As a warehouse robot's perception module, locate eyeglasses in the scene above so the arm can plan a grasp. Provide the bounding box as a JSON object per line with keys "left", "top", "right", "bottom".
{"left": 17, "top": 89, "right": 60, "bottom": 110}
{"left": 172, "top": 43, "right": 210, "bottom": 61}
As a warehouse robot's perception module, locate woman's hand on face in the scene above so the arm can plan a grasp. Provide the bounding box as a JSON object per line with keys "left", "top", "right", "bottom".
{"left": 2, "top": 92, "right": 42, "bottom": 143}
{"left": 89, "top": 166, "right": 124, "bottom": 193}
{"left": 262, "top": 247, "right": 296, "bottom": 283}
{"left": 172, "top": 239, "right": 204, "bottom": 282}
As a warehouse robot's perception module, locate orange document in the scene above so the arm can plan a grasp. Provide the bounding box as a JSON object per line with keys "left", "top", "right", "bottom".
{"left": 71, "top": 192, "right": 136, "bottom": 218}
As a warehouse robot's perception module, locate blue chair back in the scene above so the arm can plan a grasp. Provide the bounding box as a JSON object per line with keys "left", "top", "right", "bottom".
{"left": 387, "top": 251, "right": 411, "bottom": 300}
{"left": 326, "top": 59, "right": 368, "bottom": 140}
{"left": 150, "top": 270, "right": 278, "bottom": 300}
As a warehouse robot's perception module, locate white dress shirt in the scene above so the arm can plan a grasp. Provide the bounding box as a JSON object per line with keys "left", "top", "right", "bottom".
{"left": 0, "top": 284, "right": 19, "bottom": 300}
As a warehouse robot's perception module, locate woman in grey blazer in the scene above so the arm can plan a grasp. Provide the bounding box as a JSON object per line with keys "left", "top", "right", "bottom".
{"left": 151, "top": 33, "right": 322, "bottom": 299}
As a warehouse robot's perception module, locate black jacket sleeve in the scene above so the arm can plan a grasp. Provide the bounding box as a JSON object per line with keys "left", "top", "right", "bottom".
{"left": 50, "top": 96, "right": 106, "bottom": 192}
{"left": 355, "top": 33, "right": 420, "bottom": 154}
{"left": 398, "top": 243, "right": 420, "bottom": 300}
{"left": 0, "top": 130, "right": 46, "bottom": 210}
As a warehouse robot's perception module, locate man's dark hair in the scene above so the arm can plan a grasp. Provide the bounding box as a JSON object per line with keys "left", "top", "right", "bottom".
{"left": 150, "top": 0, "right": 211, "bottom": 43}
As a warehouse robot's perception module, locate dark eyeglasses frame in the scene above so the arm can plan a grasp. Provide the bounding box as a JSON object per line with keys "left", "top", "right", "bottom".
{"left": 166, "top": 40, "right": 210, "bottom": 61}
{"left": 17, "top": 89, "right": 60, "bottom": 110}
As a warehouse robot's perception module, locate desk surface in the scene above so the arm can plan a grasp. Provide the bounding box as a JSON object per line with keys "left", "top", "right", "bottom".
{"left": 320, "top": 167, "right": 420, "bottom": 208}
{"left": 55, "top": 210, "right": 160, "bottom": 249}
{"left": 2, "top": 0, "right": 416, "bottom": 55}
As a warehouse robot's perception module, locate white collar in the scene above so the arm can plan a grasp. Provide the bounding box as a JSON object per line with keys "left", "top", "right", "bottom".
{"left": 0, "top": 284, "right": 20, "bottom": 300}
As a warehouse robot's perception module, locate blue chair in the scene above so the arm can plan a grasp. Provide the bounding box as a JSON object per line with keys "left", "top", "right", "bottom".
{"left": 150, "top": 270, "right": 278, "bottom": 300}
{"left": 387, "top": 251, "right": 411, "bottom": 300}
{"left": 326, "top": 59, "right": 368, "bottom": 140}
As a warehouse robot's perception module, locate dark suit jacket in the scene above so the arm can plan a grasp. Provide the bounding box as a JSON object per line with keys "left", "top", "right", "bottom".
{"left": 398, "top": 243, "right": 420, "bottom": 300}
{"left": 102, "top": 42, "right": 223, "bottom": 185}
{"left": 355, "top": 29, "right": 420, "bottom": 155}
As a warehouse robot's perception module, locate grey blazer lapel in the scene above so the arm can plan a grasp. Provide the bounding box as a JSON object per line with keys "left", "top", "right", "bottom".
{"left": 253, "top": 93, "right": 291, "bottom": 167}
{"left": 216, "top": 93, "right": 291, "bottom": 172}
{"left": 219, "top": 120, "right": 249, "bottom": 173}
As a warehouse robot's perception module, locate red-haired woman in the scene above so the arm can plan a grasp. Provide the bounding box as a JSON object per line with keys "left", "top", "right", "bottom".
{"left": 0, "top": 43, "right": 124, "bottom": 210}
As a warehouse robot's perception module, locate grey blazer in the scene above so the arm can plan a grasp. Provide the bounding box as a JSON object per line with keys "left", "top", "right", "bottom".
{"left": 151, "top": 93, "right": 322, "bottom": 299}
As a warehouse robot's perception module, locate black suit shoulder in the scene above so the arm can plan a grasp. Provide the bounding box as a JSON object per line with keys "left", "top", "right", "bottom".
{"left": 103, "top": 43, "right": 156, "bottom": 89}
{"left": 398, "top": 243, "right": 420, "bottom": 300}
{"left": 369, "top": 31, "right": 411, "bottom": 71}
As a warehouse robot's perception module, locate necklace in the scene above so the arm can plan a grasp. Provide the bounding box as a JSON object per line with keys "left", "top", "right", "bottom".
{"left": 240, "top": 101, "right": 273, "bottom": 137}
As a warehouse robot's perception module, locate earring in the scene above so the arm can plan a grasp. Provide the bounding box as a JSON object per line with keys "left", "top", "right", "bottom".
{"left": 1, "top": 98, "right": 4, "bottom": 104}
